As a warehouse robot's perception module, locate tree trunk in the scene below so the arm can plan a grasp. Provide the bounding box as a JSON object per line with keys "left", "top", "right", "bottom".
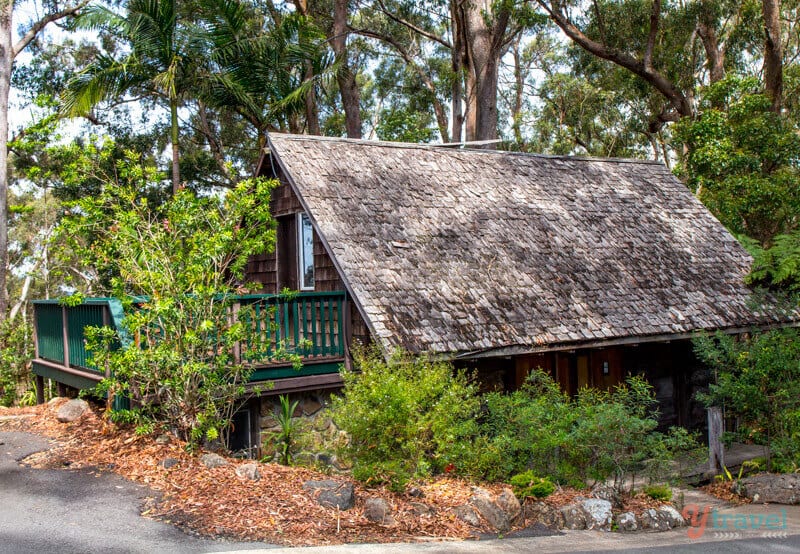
{"left": 170, "top": 98, "right": 180, "bottom": 193}
{"left": 511, "top": 37, "right": 524, "bottom": 146}
{"left": 304, "top": 64, "right": 321, "bottom": 135}
{"left": 332, "top": 0, "right": 361, "bottom": 138}
{"left": 449, "top": 0, "right": 464, "bottom": 143}
{"left": 455, "top": 0, "right": 510, "bottom": 142}
{"left": 762, "top": 0, "right": 782, "bottom": 112}
{"left": 0, "top": 0, "right": 12, "bottom": 320}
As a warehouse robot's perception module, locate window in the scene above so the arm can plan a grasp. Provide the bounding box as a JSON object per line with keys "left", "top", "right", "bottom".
{"left": 297, "top": 212, "right": 315, "bottom": 290}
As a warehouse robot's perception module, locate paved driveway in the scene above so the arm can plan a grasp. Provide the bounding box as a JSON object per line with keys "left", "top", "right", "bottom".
{"left": 0, "top": 431, "right": 272, "bottom": 554}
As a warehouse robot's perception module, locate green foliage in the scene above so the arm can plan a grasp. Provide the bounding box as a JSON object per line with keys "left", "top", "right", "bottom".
{"left": 329, "top": 348, "right": 479, "bottom": 492}
{"left": 0, "top": 319, "right": 35, "bottom": 407}
{"left": 509, "top": 471, "right": 555, "bottom": 499}
{"left": 58, "top": 162, "right": 277, "bottom": 448}
{"left": 642, "top": 484, "right": 672, "bottom": 502}
{"left": 694, "top": 329, "right": 800, "bottom": 472}
{"left": 748, "top": 231, "right": 800, "bottom": 291}
{"left": 464, "top": 371, "right": 702, "bottom": 490}
{"left": 276, "top": 395, "right": 300, "bottom": 465}
{"left": 675, "top": 76, "right": 800, "bottom": 246}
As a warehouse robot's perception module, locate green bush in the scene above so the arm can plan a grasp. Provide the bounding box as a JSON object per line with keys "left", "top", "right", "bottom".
{"left": 329, "top": 348, "right": 479, "bottom": 492}
{"left": 643, "top": 484, "right": 672, "bottom": 502}
{"left": 695, "top": 329, "right": 800, "bottom": 472}
{"left": 509, "top": 471, "right": 555, "bottom": 499}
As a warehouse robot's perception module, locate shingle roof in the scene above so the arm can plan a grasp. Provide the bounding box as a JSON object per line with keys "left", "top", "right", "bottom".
{"left": 268, "top": 134, "right": 787, "bottom": 356}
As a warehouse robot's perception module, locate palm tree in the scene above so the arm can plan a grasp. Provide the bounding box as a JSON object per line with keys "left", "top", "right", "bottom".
{"left": 62, "top": 0, "right": 196, "bottom": 193}
{"left": 197, "top": 0, "right": 335, "bottom": 146}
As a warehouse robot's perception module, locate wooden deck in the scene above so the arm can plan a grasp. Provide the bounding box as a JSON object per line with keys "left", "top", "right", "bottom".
{"left": 31, "top": 292, "right": 347, "bottom": 398}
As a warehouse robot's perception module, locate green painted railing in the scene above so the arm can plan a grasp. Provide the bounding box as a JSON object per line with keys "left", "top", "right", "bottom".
{"left": 33, "top": 292, "right": 346, "bottom": 375}
{"left": 238, "top": 291, "right": 346, "bottom": 362}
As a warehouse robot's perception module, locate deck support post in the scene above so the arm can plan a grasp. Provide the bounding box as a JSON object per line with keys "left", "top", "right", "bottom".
{"left": 35, "top": 375, "right": 45, "bottom": 404}
{"left": 708, "top": 406, "right": 725, "bottom": 472}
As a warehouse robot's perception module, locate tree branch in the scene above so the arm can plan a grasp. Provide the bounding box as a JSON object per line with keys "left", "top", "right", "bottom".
{"left": 13, "top": 1, "right": 90, "bottom": 58}
{"left": 643, "top": 0, "right": 661, "bottom": 70}
{"left": 375, "top": 0, "right": 452, "bottom": 49}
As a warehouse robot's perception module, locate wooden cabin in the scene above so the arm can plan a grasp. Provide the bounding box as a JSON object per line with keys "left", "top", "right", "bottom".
{"left": 32, "top": 134, "right": 791, "bottom": 453}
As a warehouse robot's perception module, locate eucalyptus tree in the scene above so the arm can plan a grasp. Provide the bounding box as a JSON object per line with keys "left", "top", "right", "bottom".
{"left": 0, "top": 0, "right": 86, "bottom": 320}
{"left": 62, "top": 0, "right": 200, "bottom": 193}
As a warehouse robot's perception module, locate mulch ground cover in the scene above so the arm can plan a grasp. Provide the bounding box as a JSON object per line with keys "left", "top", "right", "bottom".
{"left": 0, "top": 399, "right": 699, "bottom": 545}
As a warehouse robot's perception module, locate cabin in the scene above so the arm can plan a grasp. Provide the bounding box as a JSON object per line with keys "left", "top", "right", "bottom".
{"left": 31, "top": 134, "right": 791, "bottom": 454}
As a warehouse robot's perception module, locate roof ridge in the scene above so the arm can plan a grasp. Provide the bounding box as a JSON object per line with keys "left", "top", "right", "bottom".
{"left": 267, "top": 133, "right": 665, "bottom": 166}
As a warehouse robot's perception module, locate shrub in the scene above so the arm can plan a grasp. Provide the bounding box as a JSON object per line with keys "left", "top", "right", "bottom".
{"left": 0, "top": 318, "right": 34, "bottom": 407}
{"left": 509, "top": 471, "right": 555, "bottom": 499}
{"left": 643, "top": 484, "right": 672, "bottom": 502}
{"left": 67, "top": 175, "right": 277, "bottom": 448}
{"left": 329, "top": 348, "right": 478, "bottom": 492}
{"left": 695, "top": 329, "right": 800, "bottom": 472}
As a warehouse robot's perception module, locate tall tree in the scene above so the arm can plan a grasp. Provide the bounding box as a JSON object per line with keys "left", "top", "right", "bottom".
{"left": 62, "top": 0, "right": 196, "bottom": 193}
{"left": 0, "top": 0, "right": 85, "bottom": 320}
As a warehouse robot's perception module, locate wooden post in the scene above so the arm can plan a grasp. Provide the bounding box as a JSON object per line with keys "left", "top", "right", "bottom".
{"left": 35, "top": 375, "right": 45, "bottom": 405}
{"left": 61, "top": 306, "right": 70, "bottom": 368}
{"left": 708, "top": 406, "right": 725, "bottom": 472}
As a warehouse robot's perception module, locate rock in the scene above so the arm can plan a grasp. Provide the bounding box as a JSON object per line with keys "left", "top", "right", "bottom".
{"left": 616, "top": 511, "right": 638, "bottom": 532}
{"left": 303, "top": 480, "right": 355, "bottom": 510}
{"left": 200, "top": 453, "right": 229, "bottom": 469}
{"left": 155, "top": 434, "right": 171, "bottom": 445}
{"left": 409, "top": 502, "right": 434, "bottom": 516}
{"left": 453, "top": 505, "right": 481, "bottom": 527}
{"left": 159, "top": 457, "right": 179, "bottom": 469}
{"left": 235, "top": 462, "right": 261, "bottom": 481}
{"left": 657, "top": 506, "right": 685, "bottom": 528}
{"left": 260, "top": 415, "right": 278, "bottom": 429}
{"left": 302, "top": 397, "right": 323, "bottom": 416}
{"left": 496, "top": 488, "right": 523, "bottom": 527}
{"left": 560, "top": 504, "right": 588, "bottom": 530}
{"left": 591, "top": 485, "right": 623, "bottom": 509}
{"left": 470, "top": 488, "right": 510, "bottom": 532}
{"left": 581, "top": 499, "right": 613, "bottom": 531}
{"left": 364, "top": 497, "right": 394, "bottom": 524}
{"left": 737, "top": 473, "right": 800, "bottom": 504}
{"left": 638, "top": 508, "right": 671, "bottom": 531}
{"left": 48, "top": 396, "right": 64, "bottom": 405}
{"left": 524, "top": 501, "right": 564, "bottom": 529}
{"left": 407, "top": 486, "right": 424, "bottom": 498}
{"left": 56, "top": 398, "right": 89, "bottom": 423}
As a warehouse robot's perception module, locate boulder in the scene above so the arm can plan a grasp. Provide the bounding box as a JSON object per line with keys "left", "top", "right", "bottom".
{"left": 616, "top": 511, "right": 638, "bottom": 532}
{"left": 658, "top": 506, "right": 685, "bottom": 528}
{"left": 581, "top": 499, "right": 613, "bottom": 531}
{"left": 409, "top": 502, "right": 434, "bottom": 516}
{"left": 155, "top": 434, "right": 171, "bottom": 445}
{"left": 200, "top": 453, "right": 229, "bottom": 469}
{"left": 638, "top": 507, "right": 683, "bottom": 531}
{"left": 407, "top": 486, "right": 424, "bottom": 498}
{"left": 470, "top": 488, "right": 511, "bottom": 532}
{"left": 303, "top": 480, "right": 355, "bottom": 510}
{"left": 235, "top": 462, "right": 261, "bottom": 481}
{"left": 364, "top": 497, "right": 394, "bottom": 524}
{"left": 496, "top": 488, "right": 523, "bottom": 527}
{"left": 524, "top": 501, "right": 564, "bottom": 529}
{"left": 159, "top": 457, "right": 179, "bottom": 469}
{"left": 453, "top": 505, "right": 481, "bottom": 527}
{"left": 56, "top": 398, "right": 89, "bottom": 423}
{"left": 560, "top": 503, "right": 588, "bottom": 530}
{"left": 591, "top": 485, "right": 623, "bottom": 509}
{"left": 736, "top": 473, "right": 800, "bottom": 505}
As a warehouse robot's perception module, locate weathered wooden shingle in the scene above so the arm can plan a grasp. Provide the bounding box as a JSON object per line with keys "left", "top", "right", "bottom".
{"left": 268, "top": 134, "right": 788, "bottom": 356}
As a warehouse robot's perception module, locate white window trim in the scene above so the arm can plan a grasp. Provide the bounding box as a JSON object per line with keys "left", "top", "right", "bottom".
{"left": 297, "top": 212, "right": 315, "bottom": 290}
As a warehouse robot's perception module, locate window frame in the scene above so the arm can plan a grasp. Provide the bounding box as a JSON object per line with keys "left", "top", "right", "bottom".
{"left": 296, "top": 212, "right": 315, "bottom": 291}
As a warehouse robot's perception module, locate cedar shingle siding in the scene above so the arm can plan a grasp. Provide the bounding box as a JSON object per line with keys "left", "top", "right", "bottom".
{"left": 268, "top": 134, "right": 786, "bottom": 357}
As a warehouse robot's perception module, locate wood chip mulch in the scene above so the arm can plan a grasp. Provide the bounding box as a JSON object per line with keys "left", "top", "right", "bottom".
{"left": 0, "top": 401, "right": 499, "bottom": 546}
{"left": 0, "top": 401, "right": 682, "bottom": 544}
{"left": 700, "top": 480, "right": 751, "bottom": 505}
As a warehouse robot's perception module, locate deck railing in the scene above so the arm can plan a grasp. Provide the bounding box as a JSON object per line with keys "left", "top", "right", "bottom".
{"left": 33, "top": 291, "right": 347, "bottom": 376}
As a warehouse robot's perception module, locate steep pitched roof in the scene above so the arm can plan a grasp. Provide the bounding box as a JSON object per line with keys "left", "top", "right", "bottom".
{"left": 268, "top": 134, "right": 785, "bottom": 357}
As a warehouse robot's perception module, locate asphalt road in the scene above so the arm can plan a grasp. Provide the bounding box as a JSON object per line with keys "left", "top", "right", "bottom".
{"left": 0, "top": 430, "right": 272, "bottom": 554}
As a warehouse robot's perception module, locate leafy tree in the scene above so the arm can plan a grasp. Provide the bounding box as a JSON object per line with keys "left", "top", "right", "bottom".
{"left": 0, "top": 0, "right": 85, "bottom": 320}
{"left": 62, "top": 0, "right": 200, "bottom": 193}
{"left": 675, "top": 76, "right": 800, "bottom": 246}
{"left": 695, "top": 329, "right": 800, "bottom": 471}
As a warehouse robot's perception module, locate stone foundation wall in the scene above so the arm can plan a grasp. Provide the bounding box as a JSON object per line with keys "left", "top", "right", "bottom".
{"left": 258, "top": 390, "right": 349, "bottom": 470}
